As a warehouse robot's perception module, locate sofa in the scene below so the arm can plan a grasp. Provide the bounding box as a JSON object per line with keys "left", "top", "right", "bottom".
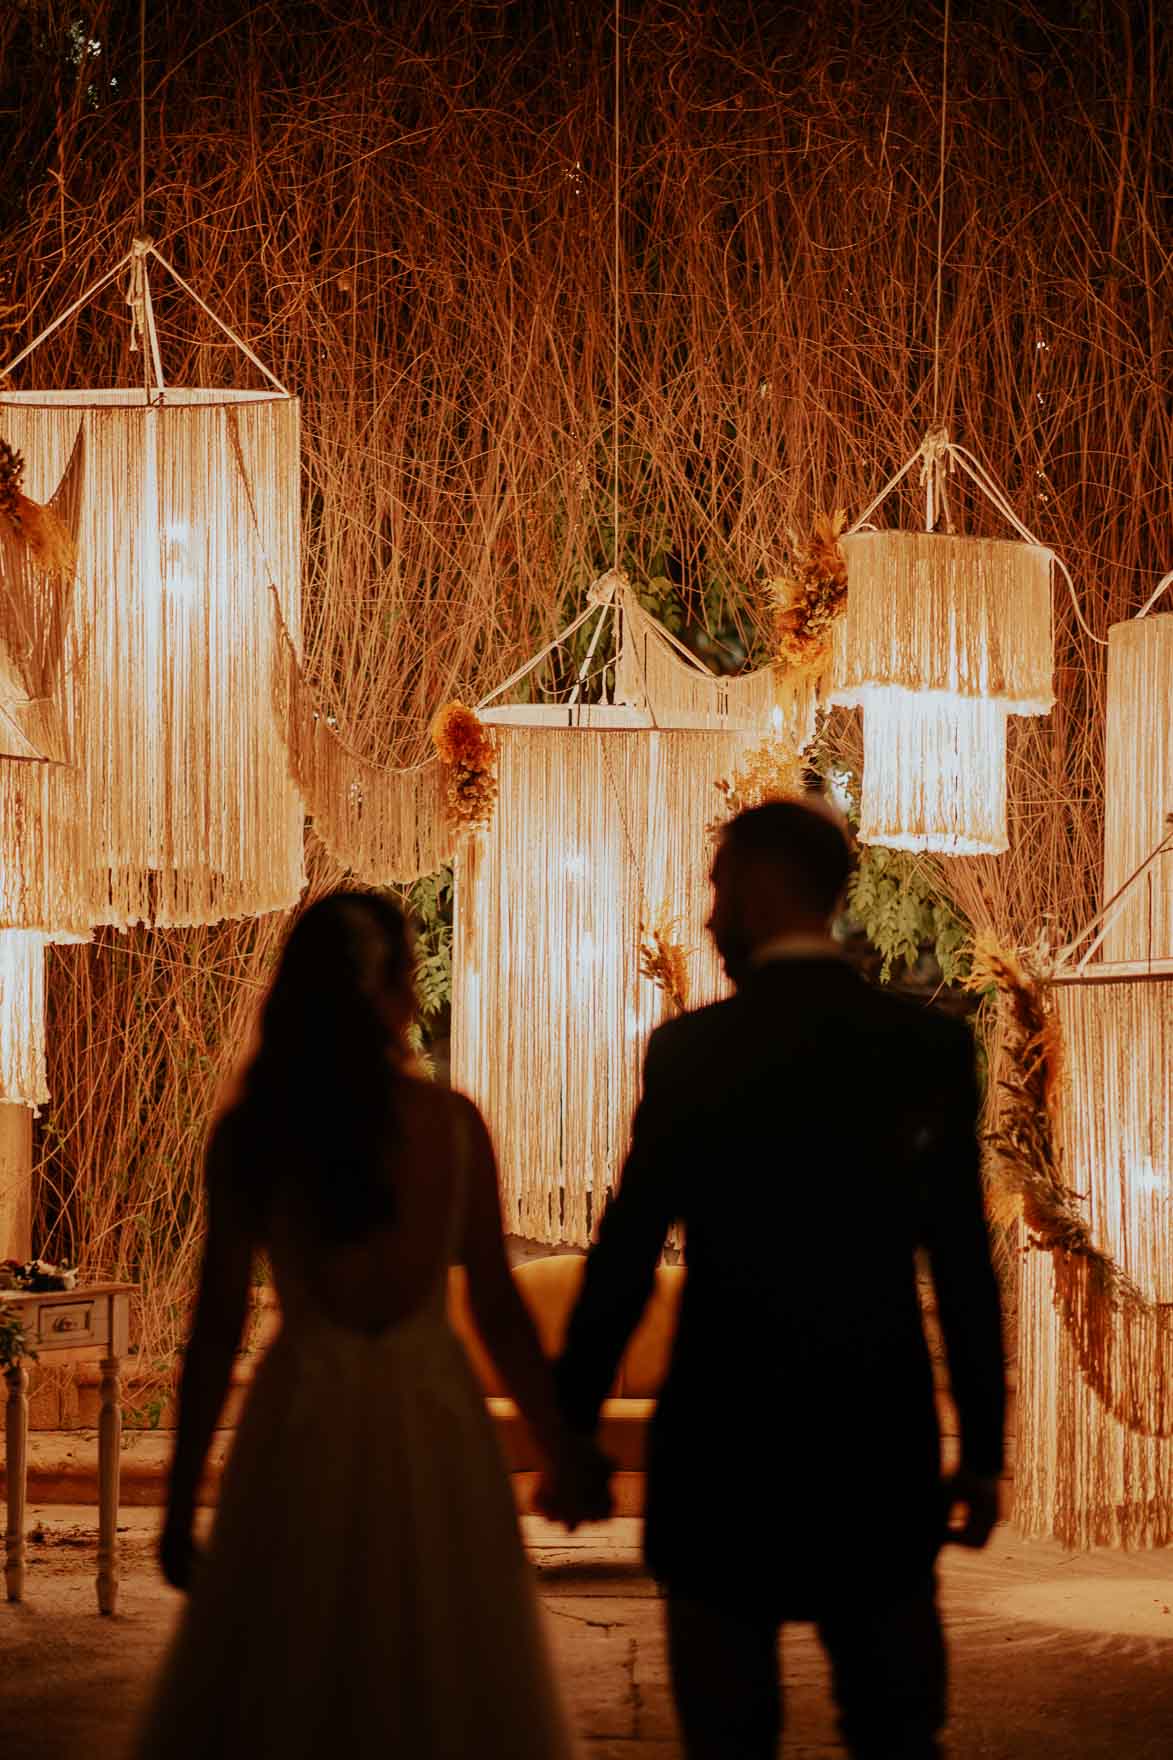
{"left": 447, "top": 1254, "right": 684, "bottom": 1515}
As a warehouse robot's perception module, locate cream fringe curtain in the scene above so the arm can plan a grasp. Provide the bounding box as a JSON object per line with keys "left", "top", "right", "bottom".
{"left": 0, "top": 389, "right": 306, "bottom": 930}
{"left": 1018, "top": 977, "right": 1173, "bottom": 1548}
{"left": 1103, "top": 615, "right": 1173, "bottom": 962}
{"left": 450, "top": 710, "right": 757, "bottom": 1243}
{"left": 273, "top": 617, "right": 456, "bottom": 885}
{"left": 615, "top": 585, "right": 817, "bottom": 746}
{"left": 828, "top": 531, "right": 1053, "bottom": 853}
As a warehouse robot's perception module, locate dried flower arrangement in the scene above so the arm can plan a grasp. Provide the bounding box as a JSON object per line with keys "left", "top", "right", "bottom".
{"left": 0, "top": 1256, "right": 78, "bottom": 1293}
{"left": 768, "top": 509, "right": 849, "bottom": 672}
{"left": 430, "top": 701, "right": 498, "bottom": 832}
{"left": 638, "top": 912, "right": 690, "bottom": 1015}
{"left": 0, "top": 437, "right": 77, "bottom": 578}
{"left": 713, "top": 736, "right": 805, "bottom": 824}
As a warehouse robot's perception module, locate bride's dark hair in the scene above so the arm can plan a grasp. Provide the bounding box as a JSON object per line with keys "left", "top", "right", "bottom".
{"left": 226, "top": 890, "right": 414, "bottom": 1241}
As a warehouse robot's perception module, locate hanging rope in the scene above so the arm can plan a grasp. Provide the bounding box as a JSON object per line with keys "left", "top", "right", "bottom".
{"left": 931, "top": 0, "right": 951, "bottom": 428}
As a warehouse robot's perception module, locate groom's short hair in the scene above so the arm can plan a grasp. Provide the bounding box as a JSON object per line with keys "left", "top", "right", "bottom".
{"left": 719, "top": 797, "right": 852, "bottom": 917}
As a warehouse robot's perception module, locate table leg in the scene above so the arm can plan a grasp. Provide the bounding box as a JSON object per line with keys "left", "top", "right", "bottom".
{"left": 5, "top": 1360, "right": 28, "bottom": 1602}
{"left": 97, "top": 1355, "right": 121, "bottom": 1615}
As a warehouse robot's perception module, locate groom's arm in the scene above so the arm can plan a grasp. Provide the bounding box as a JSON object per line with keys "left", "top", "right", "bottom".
{"left": 555, "top": 1025, "right": 683, "bottom": 1434}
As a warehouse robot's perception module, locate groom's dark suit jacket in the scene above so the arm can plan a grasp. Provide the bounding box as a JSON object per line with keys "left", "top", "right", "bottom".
{"left": 556, "top": 954, "right": 1005, "bottom": 1617}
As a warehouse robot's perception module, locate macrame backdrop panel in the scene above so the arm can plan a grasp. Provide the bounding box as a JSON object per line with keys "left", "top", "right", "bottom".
{"left": 614, "top": 589, "right": 817, "bottom": 751}
{"left": 451, "top": 716, "right": 752, "bottom": 1243}
{"left": 857, "top": 689, "right": 1009, "bottom": 855}
{"left": 0, "top": 390, "right": 306, "bottom": 930}
{"left": 1103, "top": 617, "right": 1173, "bottom": 963}
{"left": 1017, "top": 979, "right": 1173, "bottom": 1548}
{"left": 829, "top": 532, "right": 1054, "bottom": 710}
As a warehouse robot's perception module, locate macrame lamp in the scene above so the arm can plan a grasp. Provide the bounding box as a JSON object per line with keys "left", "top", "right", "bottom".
{"left": 450, "top": 576, "right": 798, "bottom": 1243}
{"left": 1102, "top": 595, "right": 1173, "bottom": 963}
{"left": 827, "top": 437, "right": 1057, "bottom": 854}
{"left": 1017, "top": 970, "right": 1173, "bottom": 1550}
{"left": 0, "top": 238, "right": 306, "bottom": 932}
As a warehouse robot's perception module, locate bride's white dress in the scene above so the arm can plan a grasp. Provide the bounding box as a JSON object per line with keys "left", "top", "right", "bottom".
{"left": 133, "top": 1178, "right": 577, "bottom": 1758}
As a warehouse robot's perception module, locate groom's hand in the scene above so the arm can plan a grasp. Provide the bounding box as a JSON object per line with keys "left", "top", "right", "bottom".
{"left": 537, "top": 1437, "right": 614, "bottom": 1530}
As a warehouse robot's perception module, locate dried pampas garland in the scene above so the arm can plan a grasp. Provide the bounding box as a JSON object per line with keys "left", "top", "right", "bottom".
{"left": 712, "top": 735, "right": 805, "bottom": 826}
{"left": 0, "top": 437, "right": 76, "bottom": 579}
{"left": 430, "top": 701, "right": 498, "bottom": 831}
{"left": 769, "top": 509, "right": 849, "bottom": 671}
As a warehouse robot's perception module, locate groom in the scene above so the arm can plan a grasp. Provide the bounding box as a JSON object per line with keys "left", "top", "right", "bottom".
{"left": 548, "top": 798, "right": 1005, "bottom": 1759}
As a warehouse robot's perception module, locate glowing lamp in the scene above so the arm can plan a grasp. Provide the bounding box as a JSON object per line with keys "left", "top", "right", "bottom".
{"left": 0, "top": 388, "right": 306, "bottom": 929}
{"left": 1102, "top": 615, "right": 1173, "bottom": 962}
{"left": 828, "top": 531, "right": 1053, "bottom": 853}
{"left": 450, "top": 704, "right": 757, "bottom": 1244}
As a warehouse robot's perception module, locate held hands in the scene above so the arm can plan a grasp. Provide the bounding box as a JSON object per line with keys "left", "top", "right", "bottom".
{"left": 942, "top": 1467, "right": 1000, "bottom": 1549}
{"left": 536, "top": 1435, "right": 615, "bottom": 1531}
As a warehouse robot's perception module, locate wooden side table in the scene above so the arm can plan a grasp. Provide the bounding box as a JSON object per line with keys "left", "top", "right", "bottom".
{"left": 2, "top": 1282, "right": 136, "bottom": 1615}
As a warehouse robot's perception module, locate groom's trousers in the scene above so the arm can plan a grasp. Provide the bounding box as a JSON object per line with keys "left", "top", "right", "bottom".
{"left": 665, "top": 1573, "right": 946, "bottom": 1760}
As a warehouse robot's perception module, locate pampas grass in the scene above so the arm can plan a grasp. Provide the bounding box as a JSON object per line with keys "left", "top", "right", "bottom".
{"left": 0, "top": 1, "right": 1167, "bottom": 1359}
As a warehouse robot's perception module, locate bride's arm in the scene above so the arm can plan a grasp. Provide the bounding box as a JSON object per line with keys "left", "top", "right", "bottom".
{"left": 458, "top": 1097, "right": 585, "bottom": 1478}
{"left": 160, "top": 1123, "right": 258, "bottom": 1587}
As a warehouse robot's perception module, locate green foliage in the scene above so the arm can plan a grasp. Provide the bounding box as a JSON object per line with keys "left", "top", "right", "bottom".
{"left": 405, "top": 867, "right": 454, "bottom": 1027}
{"left": 0, "top": 1302, "right": 36, "bottom": 1372}
{"left": 845, "top": 846, "right": 971, "bottom": 986}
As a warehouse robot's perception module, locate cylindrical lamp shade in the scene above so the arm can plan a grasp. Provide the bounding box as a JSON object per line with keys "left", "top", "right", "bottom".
{"left": 0, "top": 931, "right": 52, "bottom": 1108}
{"left": 1017, "top": 974, "right": 1173, "bottom": 1548}
{"left": 1103, "top": 616, "right": 1173, "bottom": 962}
{"left": 857, "top": 689, "right": 1008, "bottom": 855}
{"left": 829, "top": 531, "right": 1054, "bottom": 710}
{"left": 450, "top": 707, "right": 754, "bottom": 1244}
{"left": 0, "top": 389, "right": 306, "bottom": 930}
{"left": 828, "top": 531, "right": 1052, "bottom": 854}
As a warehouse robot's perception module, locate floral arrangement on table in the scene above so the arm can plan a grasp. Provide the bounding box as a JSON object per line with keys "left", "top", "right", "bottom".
{"left": 639, "top": 911, "right": 690, "bottom": 1015}
{"left": 430, "top": 701, "right": 498, "bottom": 831}
{"left": 0, "top": 437, "right": 76, "bottom": 577}
{"left": 768, "top": 509, "right": 849, "bottom": 671}
{"left": 0, "top": 1257, "right": 78, "bottom": 1293}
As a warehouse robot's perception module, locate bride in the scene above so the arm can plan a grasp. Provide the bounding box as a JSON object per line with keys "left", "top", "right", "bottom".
{"left": 134, "top": 890, "right": 605, "bottom": 1758}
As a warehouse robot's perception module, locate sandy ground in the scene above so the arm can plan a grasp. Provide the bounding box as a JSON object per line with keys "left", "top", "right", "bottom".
{"left": 1, "top": 1512, "right": 1172, "bottom": 1756}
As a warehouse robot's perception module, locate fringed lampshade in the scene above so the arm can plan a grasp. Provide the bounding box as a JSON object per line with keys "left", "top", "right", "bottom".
{"left": 0, "top": 927, "right": 88, "bottom": 1110}
{"left": 0, "top": 389, "right": 306, "bottom": 930}
{"left": 1103, "top": 615, "right": 1173, "bottom": 962}
{"left": 1017, "top": 970, "right": 1173, "bottom": 1549}
{"left": 828, "top": 531, "right": 1053, "bottom": 853}
{"left": 450, "top": 705, "right": 758, "bottom": 1244}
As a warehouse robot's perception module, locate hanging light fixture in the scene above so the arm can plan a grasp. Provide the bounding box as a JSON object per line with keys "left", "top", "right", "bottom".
{"left": 1102, "top": 607, "right": 1173, "bottom": 963}
{"left": 1017, "top": 970, "right": 1173, "bottom": 1550}
{"left": 0, "top": 239, "right": 306, "bottom": 931}
{"left": 450, "top": 702, "right": 760, "bottom": 1244}
{"left": 826, "top": 443, "right": 1058, "bottom": 855}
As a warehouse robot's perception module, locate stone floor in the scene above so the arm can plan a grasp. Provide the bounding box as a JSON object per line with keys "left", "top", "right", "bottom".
{"left": 1, "top": 1511, "right": 1172, "bottom": 1756}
